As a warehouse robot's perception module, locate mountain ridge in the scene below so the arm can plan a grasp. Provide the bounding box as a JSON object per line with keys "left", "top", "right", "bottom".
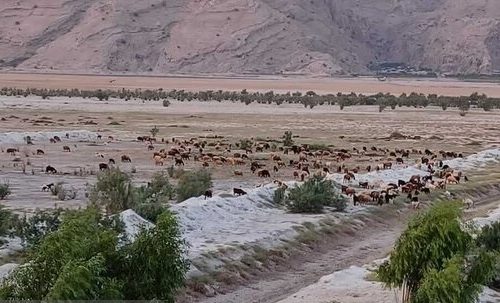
{"left": 1, "top": 0, "right": 499, "bottom": 76}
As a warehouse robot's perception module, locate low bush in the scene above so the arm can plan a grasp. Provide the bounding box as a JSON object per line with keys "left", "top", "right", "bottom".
{"left": 13, "top": 208, "right": 63, "bottom": 248}
{"left": 285, "top": 175, "right": 346, "bottom": 213}
{"left": 273, "top": 187, "right": 286, "bottom": 205}
{"left": 176, "top": 170, "right": 212, "bottom": 202}
{"left": 89, "top": 169, "right": 135, "bottom": 214}
{"left": 239, "top": 139, "right": 253, "bottom": 150}
{"left": 0, "top": 182, "right": 11, "bottom": 200}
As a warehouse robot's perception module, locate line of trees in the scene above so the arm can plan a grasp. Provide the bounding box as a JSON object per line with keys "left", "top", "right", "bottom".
{"left": 1, "top": 87, "right": 499, "bottom": 112}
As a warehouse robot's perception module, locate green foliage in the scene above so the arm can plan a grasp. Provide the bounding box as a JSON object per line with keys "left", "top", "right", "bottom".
{"left": 13, "top": 208, "right": 63, "bottom": 248}
{"left": 477, "top": 221, "right": 500, "bottom": 251}
{"left": 0, "top": 182, "right": 11, "bottom": 200}
{"left": 283, "top": 131, "right": 294, "bottom": 147}
{"left": 176, "top": 169, "right": 212, "bottom": 202}
{"left": 0, "top": 207, "right": 188, "bottom": 301}
{"left": 477, "top": 221, "right": 500, "bottom": 289}
{"left": 150, "top": 125, "right": 159, "bottom": 138}
{"left": 132, "top": 172, "right": 172, "bottom": 222}
{"left": 0, "top": 205, "right": 15, "bottom": 237}
{"left": 285, "top": 175, "right": 346, "bottom": 213}
{"left": 162, "top": 100, "right": 171, "bottom": 107}
{"left": 273, "top": 187, "right": 286, "bottom": 205}
{"left": 89, "top": 169, "right": 135, "bottom": 214}
{"left": 307, "top": 143, "right": 329, "bottom": 151}
{"left": 133, "top": 203, "right": 168, "bottom": 223}
{"left": 377, "top": 201, "right": 496, "bottom": 302}
{"left": 124, "top": 211, "right": 189, "bottom": 301}
{"left": 0, "top": 208, "right": 123, "bottom": 299}
{"left": 239, "top": 138, "right": 253, "bottom": 150}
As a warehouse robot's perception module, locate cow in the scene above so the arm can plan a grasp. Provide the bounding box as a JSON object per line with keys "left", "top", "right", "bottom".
{"left": 6, "top": 148, "right": 18, "bottom": 155}
{"left": 204, "top": 190, "right": 213, "bottom": 199}
{"left": 353, "top": 193, "right": 372, "bottom": 206}
{"left": 121, "top": 155, "right": 132, "bottom": 162}
{"left": 42, "top": 183, "right": 55, "bottom": 192}
{"left": 359, "top": 181, "right": 369, "bottom": 189}
{"left": 45, "top": 165, "right": 57, "bottom": 174}
{"left": 63, "top": 146, "right": 71, "bottom": 152}
{"left": 258, "top": 169, "right": 271, "bottom": 178}
{"left": 233, "top": 188, "right": 247, "bottom": 196}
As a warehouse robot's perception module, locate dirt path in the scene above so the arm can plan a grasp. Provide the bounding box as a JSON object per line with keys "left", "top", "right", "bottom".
{"left": 192, "top": 209, "right": 409, "bottom": 303}
{"left": 193, "top": 186, "right": 500, "bottom": 303}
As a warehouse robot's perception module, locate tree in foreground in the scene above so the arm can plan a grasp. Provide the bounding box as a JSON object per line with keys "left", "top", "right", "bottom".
{"left": 377, "top": 201, "right": 497, "bottom": 303}
{"left": 124, "top": 211, "right": 189, "bottom": 301}
{"left": 0, "top": 207, "right": 188, "bottom": 300}
{"left": 285, "top": 175, "right": 346, "bottom": 213}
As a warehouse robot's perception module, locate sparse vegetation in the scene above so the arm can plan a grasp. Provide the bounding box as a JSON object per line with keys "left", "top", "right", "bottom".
{"left": 239, "top": 138, "right": 253, "bottom": 150}
{"left": 176, "top": 170, "right": 212, "bottom": 202}
{"left": 150, "top": 125, "right": 159, "bottom": 138}
{"left": 285, "top": 175, "right": 346, "bottom": 213}
{"left": 89, "top": 169, "right": 135, "bottom": 214}
{"left": 283, "top": 131, "right": 294, "bottom": 146}
{"left": 0, "top": 182, "right": 11, "bottom": 200}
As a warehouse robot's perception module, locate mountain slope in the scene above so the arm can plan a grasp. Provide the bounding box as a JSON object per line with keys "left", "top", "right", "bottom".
{"left": 0, "top": 0, "right": 499, "bottom": 75}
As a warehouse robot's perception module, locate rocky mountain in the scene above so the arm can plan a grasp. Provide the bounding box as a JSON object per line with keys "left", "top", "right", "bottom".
{"left": 0, "top": 0, "right": 499, "bottom": 75}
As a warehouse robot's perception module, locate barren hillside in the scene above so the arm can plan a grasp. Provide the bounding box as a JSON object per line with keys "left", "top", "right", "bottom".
{"left": 0, "top": 0, "right": 499, "bottom": 75}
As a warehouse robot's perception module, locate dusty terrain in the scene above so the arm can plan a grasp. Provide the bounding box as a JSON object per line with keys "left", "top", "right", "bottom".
{"left": 1, "top": 0, "right": 500, "bottom": 75}
{"left": 5, "top": 73, "right": 500, "bottom": 97}
{"left": 0, "top": 77, "right": 499, "bottom": 302}
{"left": 1, "top": 95, "right": 499, "bottom": 211}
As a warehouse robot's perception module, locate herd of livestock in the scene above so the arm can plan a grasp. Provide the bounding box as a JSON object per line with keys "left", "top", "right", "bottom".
{"left": 1, "top": 133, "right": 468, "bottom": 209}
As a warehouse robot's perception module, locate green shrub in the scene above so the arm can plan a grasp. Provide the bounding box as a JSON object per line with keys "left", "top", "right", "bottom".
{"left": 13, "top": 208, "right": 63, "bottom": 248}
{"left": 89, "top": 169, "right": 135, "bottom": 214}
{"left": 0, "top": 182, "right": 11, "bottom": 200}
{"left": 283, "top": 131, "right": 294, "bottom": 146}
{"left": 0, "top": 205, "right": 15, "bottom": 237}
{"left": 0, "top": 207, "right": 188, "bottom": 301}
{"left": 176, "top": 170, "right": 212, "bottom": 202}
{"left": 150, "top": 125, "right": 159, "bottom": 138}
{"left": 132, "top": 172, "right": 174, "bottom": 223}
{"left": 133, "top": 203, "right": 168, "bottom": 223}
{"left": 308, "top": 143, "right": 329, "bottom": 151}
{"left": 285, "top": 176, "right": 346, "bottom": 213}
{"left": 162, "top": 100, "right": 171, "bottom": 107}
{"left": 239, "top": 139, "right": 253, "bottom": 150}
{"left": 124, "top": 210, "right": 189, "bottom": 300}
{"left": 378, "top": 202, "right": 497, "bottom": 303}
{"left": 273, "top": 187, "right": 286, "bottom": 205}
{"left": 477, "top": 221, "right": 500, "bottom": 251}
